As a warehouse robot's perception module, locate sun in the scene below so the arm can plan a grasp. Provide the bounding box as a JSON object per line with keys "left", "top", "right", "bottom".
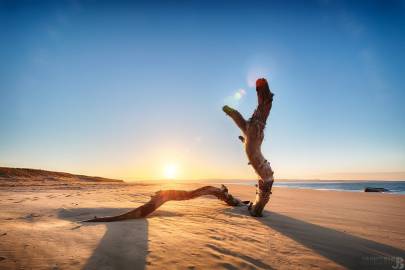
{"left": 163, "top": 164, "right": 178, "bottom": 179}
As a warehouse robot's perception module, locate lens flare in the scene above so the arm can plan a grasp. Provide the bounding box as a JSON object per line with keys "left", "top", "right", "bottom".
{"left": 234, "top": 92, "right": 242, "bottom": 100}
{"left": 224, "top": 88, "right": 246, "bottom": 107}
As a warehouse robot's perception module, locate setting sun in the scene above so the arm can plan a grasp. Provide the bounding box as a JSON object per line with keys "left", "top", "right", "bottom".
{"left": 163, "top": 164, "right": 178, "bottom": 179}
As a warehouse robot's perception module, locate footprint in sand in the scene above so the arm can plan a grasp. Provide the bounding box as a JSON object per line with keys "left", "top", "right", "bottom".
{"left": 22, "top": 213, "right": 41, "bottom": 221}
{"left": 70, "top": 260, "right": 80, "bottom": 266}
{"left": 13, "top": 199, "right": 27, "bottom": 203}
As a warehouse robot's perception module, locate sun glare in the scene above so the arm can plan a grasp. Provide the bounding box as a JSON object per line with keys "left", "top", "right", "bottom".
{"left": 163, "top": 164, "right": 177, "bottom": 179}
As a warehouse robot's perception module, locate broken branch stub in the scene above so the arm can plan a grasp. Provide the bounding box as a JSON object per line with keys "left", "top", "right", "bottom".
{"left": 223, "top": 78, "right": 274, "bottom": 217}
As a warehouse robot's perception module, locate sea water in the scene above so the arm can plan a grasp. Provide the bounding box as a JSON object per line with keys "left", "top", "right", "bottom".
{"left": 221, "top": 180, "right": 405, "bottom": 194}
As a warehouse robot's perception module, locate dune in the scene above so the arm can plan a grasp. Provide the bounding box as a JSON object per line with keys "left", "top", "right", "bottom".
{"left": 0, "top": 167, "right": 123, "bottom": 189}
{"left": 0, "top": 173, "right": 404, "bottom": 269}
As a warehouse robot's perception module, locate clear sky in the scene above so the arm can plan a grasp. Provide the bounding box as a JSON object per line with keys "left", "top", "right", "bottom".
{"left": 1, "top": 0, "right": 404, "bottom": 181}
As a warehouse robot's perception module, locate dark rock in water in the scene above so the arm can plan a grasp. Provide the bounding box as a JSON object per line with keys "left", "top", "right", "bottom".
{"left": 364, "top": 187, "right": 389, "bottom": 192}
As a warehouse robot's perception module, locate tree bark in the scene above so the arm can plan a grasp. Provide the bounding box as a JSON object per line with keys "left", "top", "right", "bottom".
{"left": 84, "top": 185, "right": 248, "bottom": 222}
{"left": 84, "top": 78, "right": 274, "bottom": 222}
{"left": 223, "top": 78, "right": 274, "bottom": 217}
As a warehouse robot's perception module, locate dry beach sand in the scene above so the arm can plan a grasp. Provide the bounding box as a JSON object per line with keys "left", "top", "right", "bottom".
{"left": 0, "top": 172, "right": 405, "bottom": 269}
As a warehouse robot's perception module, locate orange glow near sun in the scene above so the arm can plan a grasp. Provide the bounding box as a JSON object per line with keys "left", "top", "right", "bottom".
{"left": 163, "top": 164, "right": 178, "bottom": 179}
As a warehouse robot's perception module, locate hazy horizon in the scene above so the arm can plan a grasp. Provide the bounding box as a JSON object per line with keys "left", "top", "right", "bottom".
{"left": 1, "top": 0, "right": 404, "bottom": 181}
{"left": 2, "top": 166, "right": 405, "bottom": 182}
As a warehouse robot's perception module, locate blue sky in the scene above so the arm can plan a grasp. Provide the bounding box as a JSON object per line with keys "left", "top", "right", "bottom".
{"left": 1, "top": 0, "right": 404, "bottom": 180}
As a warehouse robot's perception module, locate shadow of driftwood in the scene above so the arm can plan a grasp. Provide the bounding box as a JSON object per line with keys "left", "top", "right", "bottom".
{"left": 256, "top": 210, "right": 405, "bottom": 269}
{"left": 58, "top": 208, "right": 183, "bottom": 270}
{"left": 59, "top": 208, "right": 148, "bottom": 270}
{"left": 59, "top": 206, "right": 405, "bottom": 270}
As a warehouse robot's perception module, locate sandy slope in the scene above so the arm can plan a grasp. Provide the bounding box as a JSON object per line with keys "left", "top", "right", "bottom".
{"left": 0, "top": 182, "right": 404, "bottom": 270}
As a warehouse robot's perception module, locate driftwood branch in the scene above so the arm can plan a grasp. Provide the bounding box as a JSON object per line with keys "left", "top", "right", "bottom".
{"left": 84, "top": 185, "right": 249, "bottom": 222}
{"left": 223, "top": 78, "right": 274, "bottom": 217}
{"left": 223, "top": 106, "right": 247, "bottom": 133}
{"left": 85, "top": 78, "right": 274, "bottom": 222}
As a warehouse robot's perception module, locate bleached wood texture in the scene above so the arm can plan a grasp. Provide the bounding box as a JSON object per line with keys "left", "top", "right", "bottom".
{"left": 223, "top": 78, "right": 274, "bottom": 216}
{"left": 84, "top": 185, "right": 248, "bottom": 222}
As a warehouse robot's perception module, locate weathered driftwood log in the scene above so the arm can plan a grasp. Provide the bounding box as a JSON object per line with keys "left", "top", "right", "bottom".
{"left": 84, "top": 185, "right": 248, "bottom": 222}
{"left": 84, "top": 78, "right": 274, "bottom": 222}
{"left": 223, "top": 78, "right": 274, "bottom": 216}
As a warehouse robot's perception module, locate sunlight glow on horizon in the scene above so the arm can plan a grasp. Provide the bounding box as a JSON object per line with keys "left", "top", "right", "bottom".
{"left": 163, "top": 163, "right": 178, "bottom": 180}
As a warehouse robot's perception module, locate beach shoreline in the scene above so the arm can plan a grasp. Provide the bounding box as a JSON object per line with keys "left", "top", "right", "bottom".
{"left": 0, "top": 181, "right": 404, "bottom": 269}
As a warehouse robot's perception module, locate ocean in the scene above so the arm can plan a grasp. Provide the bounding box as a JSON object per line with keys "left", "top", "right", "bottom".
{"left": 221, "top": 180, "right": 405, "bottom": 194}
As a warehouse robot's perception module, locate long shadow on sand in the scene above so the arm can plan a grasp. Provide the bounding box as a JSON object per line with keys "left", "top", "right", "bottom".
{"left": 59, "top": 207, "right": 405, "bottom": 270}
{"left": 58, "top": 208, "right": 182, "bottom": 270}
{"left": 227, "top": 208, "right": 405, "bottom": 270}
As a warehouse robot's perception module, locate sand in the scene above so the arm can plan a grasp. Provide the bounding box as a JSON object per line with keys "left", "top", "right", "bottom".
{"left": 0, "top": 181, "right": 404, "bottom": 270}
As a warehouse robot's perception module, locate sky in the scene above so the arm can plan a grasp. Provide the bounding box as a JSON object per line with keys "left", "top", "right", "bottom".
{"left": 1, "top": 0, "right": 405, "bottom": 181}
